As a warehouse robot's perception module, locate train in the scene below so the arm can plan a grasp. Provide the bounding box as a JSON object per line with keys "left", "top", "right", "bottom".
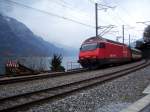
{"left": 143, "top": 25, "right": 150, "bottom": 43}
{"left": 78, "top": 37, "right": 142, "bottom": 69}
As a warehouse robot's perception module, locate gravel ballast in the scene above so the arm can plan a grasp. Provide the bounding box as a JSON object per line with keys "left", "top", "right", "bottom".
{"left": 21, "top": 64, "right": 150, "bottom": 112}
{"left": 0, "top": 61, "right": 144, "bottom": 99}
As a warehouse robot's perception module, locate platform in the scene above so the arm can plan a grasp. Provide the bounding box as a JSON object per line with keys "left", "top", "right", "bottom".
{"left": 120, "top": 84, "right": 150, "bottom": 112}
{"left": 143, "top": 84, "right": 150, "bottom": 94}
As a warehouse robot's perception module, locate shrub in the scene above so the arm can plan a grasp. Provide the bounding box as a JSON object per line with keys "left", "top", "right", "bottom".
{"left": 50, "top": 54, "right": 65, "bottom": 72}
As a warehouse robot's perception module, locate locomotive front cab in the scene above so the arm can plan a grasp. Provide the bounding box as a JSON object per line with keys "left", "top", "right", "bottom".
{"left": 80, "top": 43, "right": 98, "bottom": 52}
{"left": 78, "top": 42, "right": 106, "bottom": 68}
{"left": 79, "top": 42, "right": 105, "bottom": 59}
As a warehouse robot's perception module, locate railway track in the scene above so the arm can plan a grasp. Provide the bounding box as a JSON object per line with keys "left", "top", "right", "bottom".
{"left": 0, "top": 60, "right": 149, "bottom": 112}
{"left": 0, "top": 68, "right": 87, "bottom": 85}
{"left": 0, "top": 60, "right": 145, "bottom": 85}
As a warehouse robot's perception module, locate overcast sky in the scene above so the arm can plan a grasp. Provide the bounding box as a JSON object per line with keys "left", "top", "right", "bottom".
{"left": 0, "top": 0, "right": 149, "bottom": 48}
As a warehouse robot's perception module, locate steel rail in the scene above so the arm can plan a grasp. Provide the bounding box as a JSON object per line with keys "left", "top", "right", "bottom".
{"left": 0, "top": 68, "right": 87, "bottom": 85}
{"left": 0, "top": 61, "right": 145, "bottom": 85}
{"left": 0, "top": 60, "right": 149, "bottom": 112}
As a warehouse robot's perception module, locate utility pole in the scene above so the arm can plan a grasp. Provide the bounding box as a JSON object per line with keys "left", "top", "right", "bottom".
{"left": 129, "top": 34, "right": 131, "bottom": 46}
{"left": 95, "top": 3, "right": 98, "bottom": 37}
{"left": 122, "top": 25, "right": 125, "bottom": 44}
{"left": 94, "top": 3, "right": 115, "bottom": 37}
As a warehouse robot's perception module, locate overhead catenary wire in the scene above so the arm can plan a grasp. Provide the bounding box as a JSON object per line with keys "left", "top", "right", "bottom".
{"left": 3, "top": 0, "right": 95, "bottom": 28}
{"left": 114, "top": 3, "right": 147, "bottom": 37}
{"left": 100, "top": 1, "right": 130, "bottom": 27}
{"left": 109, "top": 0, "right": 141, "bottom": 26}
{"left": 113, "top": 0, "right": 138, "bottom": 22}
{"left": 101, "top": 0, "right": 137, "bottom": 40}
{"left": 95, "top": 0, "right": 130, "bottom": 26}
{"left": 51, "top": 0, "right": 92, "bottom": 19}
{"left": 57, "top": 0, "right": 93, "bottom": 18}
{"left": 57, "top": 0, "right": 73, "bottom": 8}
{"left": 50, "top": 0, "right": 76, "bottom": 11}
{"left": 58, "top": 0, "right": 71, "bottom": 6}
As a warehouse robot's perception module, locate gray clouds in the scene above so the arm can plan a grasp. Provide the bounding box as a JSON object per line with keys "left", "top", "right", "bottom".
{"left": 0, "top": 0, "right": 149, "bottom": 47}
{"left": 0, "top": 0, "right": 95, "bottom": 48}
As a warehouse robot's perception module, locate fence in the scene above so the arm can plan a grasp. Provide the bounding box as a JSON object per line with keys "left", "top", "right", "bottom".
{"left": 66, "top": 61, "right": 82, "bottom": 71}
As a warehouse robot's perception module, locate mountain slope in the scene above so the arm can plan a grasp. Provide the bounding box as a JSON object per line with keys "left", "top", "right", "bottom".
{"left": 0, "top": 14, "right": 66, "bottom": 56}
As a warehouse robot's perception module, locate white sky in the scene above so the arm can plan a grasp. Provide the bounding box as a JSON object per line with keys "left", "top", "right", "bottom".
{"left": 0, "top": 0, "right": 149, "bottom": 48}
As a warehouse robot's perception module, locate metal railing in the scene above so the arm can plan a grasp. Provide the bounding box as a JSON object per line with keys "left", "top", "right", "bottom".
{"left": 66, "top": 61, "right": 82, "bottom": 71}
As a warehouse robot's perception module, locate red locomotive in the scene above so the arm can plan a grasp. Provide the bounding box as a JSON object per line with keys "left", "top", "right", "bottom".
{"left": 78, "top": 37, "right": 142, "bottom": 68}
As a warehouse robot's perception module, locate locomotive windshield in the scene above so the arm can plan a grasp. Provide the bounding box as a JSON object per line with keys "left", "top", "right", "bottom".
{"left": 80, "top": 43, "right": 98, "bottom": 51}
